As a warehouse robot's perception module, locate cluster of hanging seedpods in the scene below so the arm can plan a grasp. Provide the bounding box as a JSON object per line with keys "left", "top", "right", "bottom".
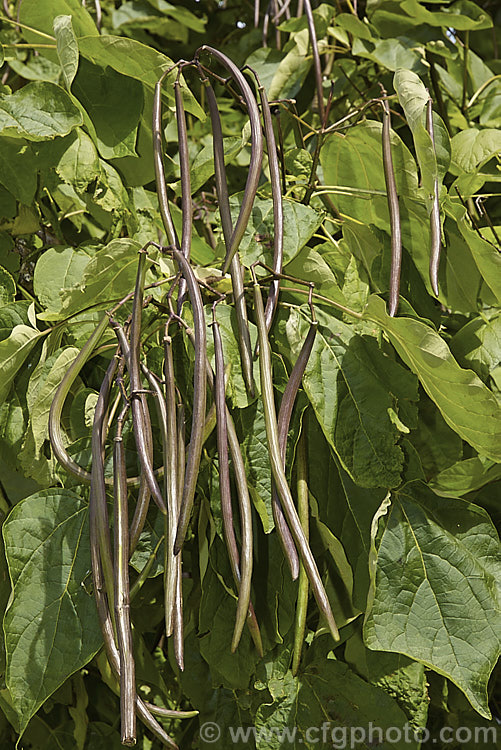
{"left": 48, "top": 45, "right": 348, "bottom": 748}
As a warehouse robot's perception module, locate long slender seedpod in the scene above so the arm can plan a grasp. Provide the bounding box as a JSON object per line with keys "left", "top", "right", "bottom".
{"left": 173, "top": 555, "right": 184, "bottom": 670}
{"left": 49, "top": 314, "right": 109, "bottom": 483}
{"left": 255, "top": 78, "right": 284, "bottom": 332}
{"left": 303, "top": 0, "right": 324, "bottom": 121}
{"left": 90, "top": 355, "right": 118, "bottom": 612}
{"left": 252, "top": 268, "right": 339, "bottom": 642}
{"left": 272, "top": 316, "right": 318, "bottom": 579}
{"left": 142, "top": 356, "right": 184, "bottom": 668}
{"left": 173, "top": 400, "right": 185, "bottom": 670}
{"left": 427, "top": 97, "right": 441, "bottom": 296}
{"left": 196, "top": 46, "right": 264, "bottom": 275}
{"left": 174, "top": 78, "right": 193, "bottom": 312}
{"left": 273, "top": 0, "right": 293, "bottom": 22}
{"left": 292, "top": 417, "right": 310, "bottom": 676}
{"left": 163, "top": 327, "right": 179, "bottom": 636}
{"left": 153, "top": 72, "right": 181, "bottom": 248}
{"left": 113, "top": 403, "right": 136, "bottom": 746}
{"left": 273, "top": 107, "right": 287, "bottom": 196}
{"left": 129, "top": 477, "right": 151, "bottom": 557}
{"left": 129, "top": 250, "right": 167, "bottom": 513}
{"left": 108, "top": 320, "right": 153, "bottom": 555}
{"left": 203, "top": 73, "right": 255, "bottom": 398}
{"left": 170, "top": 248, "right": 207, "bottom": 555}
{"left": 90, "top": 358, "right": 191, "bottom": 744}
{"left": 183, "top": 326, "right": 263, "bottom": 655}
{"left": 89, "top": 519, "right": 182, "bottom": 750}
{"left": 212, "top": 308, "right": 252, "bottom": 652}
{"left": 381, "top": 96, "right": 402, "bottom": 317}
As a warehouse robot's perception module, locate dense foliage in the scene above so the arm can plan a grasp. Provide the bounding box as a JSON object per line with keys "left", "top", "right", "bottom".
{"left": 0, "top": 0, "right": 500, "bottom": 748}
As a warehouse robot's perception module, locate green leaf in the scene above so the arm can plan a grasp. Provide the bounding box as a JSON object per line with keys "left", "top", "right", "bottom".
{"left": 409, "top": 397, "right": 463, "bottom": 478}
{"left": 430, "top": 457, "right": 501, "bottom": 498}
{"left": 77, "top": 35, "right": 204, "bottom": 119}
{"left": 364, "top": 482, "right": 501, "bottom": 717}
{"left": 0, "top": 82, "right": 82, "bottom": 141}
{"left": 393, "top": 68, "right": 450, "bottom": 199}
{"left": 345, "top": 631, "right": 429, "bottom": 730}
{"left": 56, "top": 239, "right": 143, "bottom": 319}
{"left": 34, "top": 244, "right": 94, "bottom": 315}
{"left": 400, "top": 0, "right": 493, "bottom": 30}
{"left": 320, "top": 120, "right": 419, "bottom": 225}
{"left": 54, "top": 15, "right": 79, "bottom": 90}
{"left": 199, "top": 553, "right": 260, "bottom": 689}
{"left": 255, "top": 660, "right": 419, "bottom": 749}
{"left": 72, "top": 60, "right": 143, "bottom": 160}
{"left": 307, "top": 423, "right": 387, "bottom": 609}
{"left": 0, "top": 138, "right": 37, "bottom": 205}
{"left": 0, "top": 266, "right": 16, "bottom": 306}
{"left": 353, "top": 35, "right": 427, "bottom": 74}
{"left": 267, "top": 42, "right": 311, "bottom": 101}
{"left": 232, "top": 194, "right": 322, "bottom": 270}
{"left": 450, "top": 128, "right": 501, "bottom": 173}
{"left": 3, "top": 488, "right": 102, "bottom": 736}
{"left": 447, "top": 199, "right": 501, "bottom": 307}
{"left": 0, "top": 325, "right": 44, "bottom": 404}
{"left": 287, "top": 307, "right": 418, "bottom": 488}
{"left": 206, "top": 304, "right": 260, "bottom": 409}
{"left": 0, "top": 526, "right": 11, "bottom": 678}
{"left": 146, "top": 0, "right": 206, "bottom": 32}
{"left": 284, "top": 244, "right": 349, "bottom": 310}
{"left": 19, "top": 0, "right": 98, "bottom": 39}
{"left": 364, "top": 295, "right": 501, "bottom": 461}
{"left": 189, "top": 136, "right": 242, "bottom": 194}
{"left": 451, "top": 311, "right": 501, "bottom": 382}
{"left": 22, "top": 346, "right": 80, "bottom": 462}
{"left": 335, "top": 12, "right": 375, "bottom": 41}
{"left": 238, "top": 399, "right": 274, "bottom": 533}
{"left": 0, "top": 301, "right": 30, "bottom": 342}
{"left": 55, "top": 128, "right": 101, "bottom": 190}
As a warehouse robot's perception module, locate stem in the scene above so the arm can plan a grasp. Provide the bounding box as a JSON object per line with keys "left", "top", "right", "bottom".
{"left": 3, "top": 42, "right": 57, "bottom": 48}
{"left": 467, "top": 74, "right": 501, "bottom": 109}
{"left": 0, "top": 16, "right": 56, "bottom": 39}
